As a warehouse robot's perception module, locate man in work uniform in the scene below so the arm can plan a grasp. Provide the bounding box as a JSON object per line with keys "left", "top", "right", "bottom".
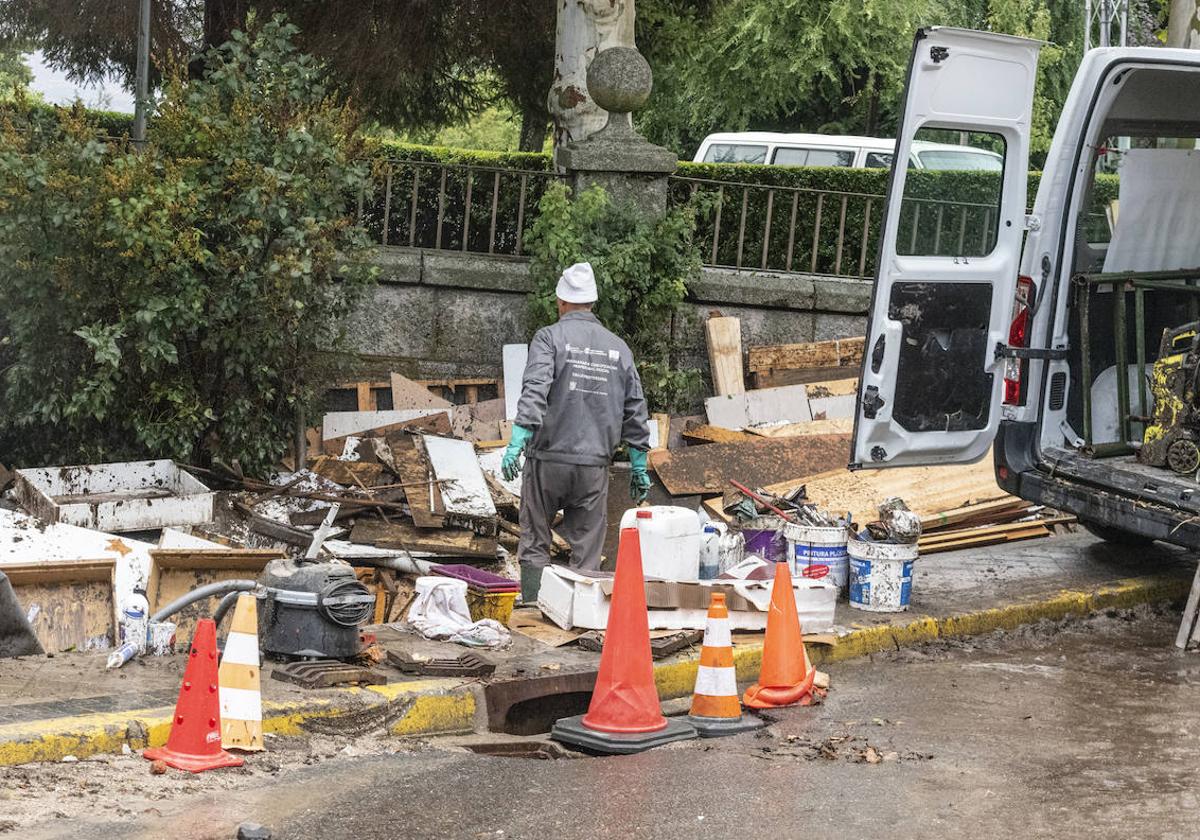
{"left": 502, "top": 261, "right": 652, "bottom": 601}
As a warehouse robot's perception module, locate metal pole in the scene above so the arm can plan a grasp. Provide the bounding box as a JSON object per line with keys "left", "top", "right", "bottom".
{"left": 1084, "top": 0, "right": 1093, "bottom": 51}
{"left": 133, "top": 0, "right": 151, "bottom": 146}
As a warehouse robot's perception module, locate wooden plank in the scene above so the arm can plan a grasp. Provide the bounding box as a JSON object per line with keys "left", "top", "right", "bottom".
{"left": 745, "top": 418, "right": 854, "bottom": 438}
{"left": 918, "top": 515, "right": 1076, "bottom": 547}
{"left": 651, "top": 413, "right": 671, "bottom": 450}
{"left": 804, "top": 378, "right": 858, "bottom": 398}
{"left": 918, "top": 525, "right": 1050, "bottom": 555}
{"left": 766, "top": 453, "right": 1004, "bottom": 526}
{"left": 391, "top": 435, "right": 445, "bottom": 529}
{"left": 349, "top": 521, "right": 497, "bottom": 558}
{"left": 356, "top": 382, "right": 374, "bottom": 412}
{"left": 753, "top": 365, "right": 853, "bottom": 390}
{"left": 419, "top": 435, "right": 498, "bottom": 532}
{"left": 309, "top": 456, "right": 386, "bottom": 487}
{"left": 509, "top": 607, "right": 586, "bottom": 646}
{"left": 748, "top": 336, "right": 865, "bottom": 374}
{"left": 648, "top": 434, "right": 851, "bottom": 496}
{"left": 919, "top": 497, "right": 1031, "bottom": 532}
{"left": 705, "top": 316, "right": 745, "bottom": 396}
{"left": 323, "top": 413, "right": 453, "bottom": 456}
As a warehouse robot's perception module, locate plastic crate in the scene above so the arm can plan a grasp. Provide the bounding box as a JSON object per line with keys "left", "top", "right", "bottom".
{"left": 466, "top": 588, "right": 518, "bottom": 625}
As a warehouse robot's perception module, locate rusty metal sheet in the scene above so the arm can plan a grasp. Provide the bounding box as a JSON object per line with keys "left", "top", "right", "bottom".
{"left": 648, "top": 434, "right": 852, "bottom": 496}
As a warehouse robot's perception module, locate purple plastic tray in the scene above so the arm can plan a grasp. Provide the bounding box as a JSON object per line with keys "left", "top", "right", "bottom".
{"left": 431, "top": 564, "right": 520, "bottom": 592}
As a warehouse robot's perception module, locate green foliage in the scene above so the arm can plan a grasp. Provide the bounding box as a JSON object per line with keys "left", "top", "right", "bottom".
{"left": 0, "top": 41, "right": 33, "bottom": 100}
{"left": 0, "top": 16, "right": 375, "bottom": 473}
{"left": 388, "top": 103, "right": 544, "bottom": 153}
{"left": 524, "top": 182, "right": 706, "bottom": 413}
{"left": 18, "top": 101, "right": 134, "bottom": 137}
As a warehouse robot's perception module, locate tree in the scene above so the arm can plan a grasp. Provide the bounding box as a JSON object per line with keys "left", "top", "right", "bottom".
{"left": 0, "top": 0, "right": 556, "bottom": 150}
{"left": 0, "top": 16, "right": 374, "bottom": 472}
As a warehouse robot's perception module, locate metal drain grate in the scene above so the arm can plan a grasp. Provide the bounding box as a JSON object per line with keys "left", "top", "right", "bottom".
{"left": 387, "top": 649, "right": 496, "bottom": 678}
{"left": 270, "top": 660, "right": 387, "bottom": 689}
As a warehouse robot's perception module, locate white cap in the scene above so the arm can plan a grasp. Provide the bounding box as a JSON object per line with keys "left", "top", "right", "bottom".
{"left": 555, "top": 262, "right": 598, "bottom": 304}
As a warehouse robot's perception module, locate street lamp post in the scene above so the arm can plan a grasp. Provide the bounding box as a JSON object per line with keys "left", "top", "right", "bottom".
{"left": 132, "top": 0, "right": 150, "bottom": 145}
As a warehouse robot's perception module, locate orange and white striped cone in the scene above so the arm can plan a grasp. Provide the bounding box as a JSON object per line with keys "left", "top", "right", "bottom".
{"left": 218, "top": 594, "right": 264, "bottom": 752}
{"left": 686, "top": 592, "right": 765, "bottom": 737}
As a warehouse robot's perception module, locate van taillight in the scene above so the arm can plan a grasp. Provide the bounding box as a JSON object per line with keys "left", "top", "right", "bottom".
{"left": 1002, "top": 275, "right": 1033, "bottom": 406}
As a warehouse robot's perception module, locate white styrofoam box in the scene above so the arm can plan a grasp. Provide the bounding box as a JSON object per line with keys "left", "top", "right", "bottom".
{"left": 619, "top": 506, "right": 701, "bottom": 581}
{"left": 502, "top": 343, "right": 529, "bottom": 421}
{"left": 537, "top": 565, "right": 578, "bottom": 630}
{"left": 536, "top": 565, "right": 838, "bottom": 633}
{"left": 15, "top": 459, "right": 214, "bottom": 533}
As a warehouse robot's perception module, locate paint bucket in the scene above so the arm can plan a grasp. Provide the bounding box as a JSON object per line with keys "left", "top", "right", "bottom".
{"left": 846, "top": 536, "right": 918, "bottom": 612}
{"left": 740, "top": 517, "right": 787, "bottom": 564}
{"left": 783, "top": 522, "right": 850, "bottom": 589}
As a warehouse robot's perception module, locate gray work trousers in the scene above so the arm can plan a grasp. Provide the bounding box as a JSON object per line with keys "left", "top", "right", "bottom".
{"left": 518, "top": 458, "right": 609, "bottom": 572}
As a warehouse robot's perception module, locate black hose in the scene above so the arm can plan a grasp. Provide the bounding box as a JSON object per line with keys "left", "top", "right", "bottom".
{"left": 212, "top": 590, "right": 244, "bottom": 631}
{"left": 149, "top": 579, "right": 258, "bottom": 623}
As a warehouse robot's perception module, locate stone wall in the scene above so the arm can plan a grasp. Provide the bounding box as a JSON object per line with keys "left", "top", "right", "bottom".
{"left": 344, "top": 246, "right": 869, "bottom": 382}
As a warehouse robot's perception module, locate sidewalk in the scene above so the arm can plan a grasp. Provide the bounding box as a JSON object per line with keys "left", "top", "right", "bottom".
{"left": 0, "top": 531, "right": 1193, "bottom": 766}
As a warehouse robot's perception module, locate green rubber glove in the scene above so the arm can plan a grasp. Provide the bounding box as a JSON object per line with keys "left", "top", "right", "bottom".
{"left": 502, "top": 424, "right": 534, "bottom": 482}
{"left": 628, "top": 447, "right": 651, "bottom": 502}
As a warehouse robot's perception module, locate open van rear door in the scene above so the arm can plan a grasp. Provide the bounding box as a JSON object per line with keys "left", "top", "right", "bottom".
{"left": 852, "top": 28, "right": 1041, "bottom": 469}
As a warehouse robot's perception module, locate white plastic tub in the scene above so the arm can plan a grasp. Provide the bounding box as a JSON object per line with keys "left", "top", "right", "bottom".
{"left": 783, "top": 522, "right": 850, "bottom": 589}
{"left": 847, "top": 537, "right": 918, "bottom": 612}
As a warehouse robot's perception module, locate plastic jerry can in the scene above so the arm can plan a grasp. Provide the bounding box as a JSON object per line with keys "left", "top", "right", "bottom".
{"left": 620, "top": 506, "right": 701, "bottom": 581}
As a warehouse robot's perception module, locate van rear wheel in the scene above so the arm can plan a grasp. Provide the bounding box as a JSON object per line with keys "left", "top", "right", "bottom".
{"left": 1080, "top": 519, "right": 1155, "bottom": 547}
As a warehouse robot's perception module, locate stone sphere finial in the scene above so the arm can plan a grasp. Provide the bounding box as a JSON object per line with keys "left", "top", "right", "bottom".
{"left": 586, "top": 47, "right": 653, "bottom": 114}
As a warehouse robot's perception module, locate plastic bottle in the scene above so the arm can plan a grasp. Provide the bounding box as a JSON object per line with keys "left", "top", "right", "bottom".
{"left": 120, "top": 588, "right": 150, "bottom": 654}
{"left": 699, "top": 524, "right": 723, "bottom": 580}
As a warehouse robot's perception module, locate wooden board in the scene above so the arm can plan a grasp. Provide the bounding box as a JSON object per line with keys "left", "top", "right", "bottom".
{"left": 919, "top": 524, "right": 1050, "bottom": 554}
{"left": 680, "top": 424, "right": 760, "bottom": 444}
{"left": 919, "top": 497, "right": 1032, "bottom": 532}
{"left": 745, "top": 418, "right": 854, "bottom": 438}
{"left": 706, "top": 316, "right": 745, "bottom": 396}
{"left": 390, "top": 372, "right": 452, "bottom": 411}
{"left": 322, "top": 412, "right": 453, "bottom": 455}
{"left": 391, "top": 435, "right": 446, "bottom": 529}
{"left": 508, "top": 607, "right": 585, "bottom": 646}
{"left": 349, "top": 521, "right": 497, "bottom": 558}
{"left": 648, "top": 433, "right": 852, "bottom": 496}
{"left": 146, "top": 549, "right": 283, "bottom": 642}
{"left": 804, "top": 378, "right": 858, "bottom": 398}
{"left": 4, "top": 558, "right": 116, "bottom": 653}
{"left": 759, "top": 452, "right": 1005, "bottom": 526}
{"left": 748, "top": 336, "right": 865, "bottom": 373}
{"left": 753, "top": 365, "right": 854, "bottom": 390}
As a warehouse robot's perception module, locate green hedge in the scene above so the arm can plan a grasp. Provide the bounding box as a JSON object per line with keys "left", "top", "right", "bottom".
{"left": 11, "top": 102, "right": 136, "bottom": 138}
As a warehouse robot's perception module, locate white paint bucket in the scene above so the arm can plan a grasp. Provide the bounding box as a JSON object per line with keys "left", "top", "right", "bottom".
{"left": 847, "top": 537, "right": 918, "bottom": 612}
{"left": 783, "top": 522, "right": 849, "bottom": 589}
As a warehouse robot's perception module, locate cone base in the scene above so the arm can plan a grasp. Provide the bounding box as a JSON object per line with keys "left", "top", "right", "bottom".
{"left": 743, "top": 670, "right": 816, "bottom": 709}
{"left": 551, "top": 715, "right": 697, "bottom": 755}
{"left": 686, "top": 713, "right": 766, "bottom": 738}
{"left": 143, "top": 745, "right": 244, "bottom": 774}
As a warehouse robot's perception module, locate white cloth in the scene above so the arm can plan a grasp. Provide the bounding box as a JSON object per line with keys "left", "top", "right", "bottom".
{"left": 404, "top": 577, "right": 511, "bottom": 648}
{"left": 1103, "top": 149, "right": 1200, "bottom": 274}
{"left": 555, "top": 262, "right": 598, "bottom": 303}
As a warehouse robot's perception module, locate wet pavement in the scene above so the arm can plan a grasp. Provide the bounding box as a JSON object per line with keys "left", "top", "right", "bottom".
{"left": 9, "top": 601, "right": 1200, "bottom": 839}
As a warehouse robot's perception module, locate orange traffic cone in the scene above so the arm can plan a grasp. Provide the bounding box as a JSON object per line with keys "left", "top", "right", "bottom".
{"left": 687, "top": 592, "right": 765, "bottom": 737}
{"left": 551, "top": 521, "right": 697, "bottom": 754}
{"left": 144, "top": 619, "right": 244, "bottom": 773}
{"left": 743, "top": 561, "right": 815, "bottom": 709}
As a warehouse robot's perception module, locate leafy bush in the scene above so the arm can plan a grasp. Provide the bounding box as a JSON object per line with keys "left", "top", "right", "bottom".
{"left": 0, "top": 16, "right": 375, "bottom": 473}
{"left": 524, "top": 181, "right": 706, "bottom": 413}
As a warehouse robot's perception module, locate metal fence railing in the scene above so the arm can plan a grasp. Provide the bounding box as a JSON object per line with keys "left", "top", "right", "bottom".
{"left": 358, "top": 159, "right": 563, "bottom": 257}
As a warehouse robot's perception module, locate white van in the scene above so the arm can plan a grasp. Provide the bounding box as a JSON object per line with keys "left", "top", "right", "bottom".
{"left": 693, "top": 131, "right": 1003, "bottom": 171}
{"left": 853, "top": 27, "right": 1200, "bottom": 549}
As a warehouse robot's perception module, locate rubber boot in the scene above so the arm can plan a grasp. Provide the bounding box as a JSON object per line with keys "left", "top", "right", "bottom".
{"left": 520, "top": 564, "right": 543, "bottom": 605}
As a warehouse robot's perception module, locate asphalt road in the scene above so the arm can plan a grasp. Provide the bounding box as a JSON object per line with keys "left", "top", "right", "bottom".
{"left": 13, "top": 600, "right": 1200, "bottom": 840}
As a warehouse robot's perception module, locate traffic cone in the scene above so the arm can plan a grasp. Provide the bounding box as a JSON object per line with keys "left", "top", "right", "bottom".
{"left": 743, "top": 561, "right": 815, "bottom": 709}
{"left": 218, "top": 594, "right": 264, "bottom": 752}
{"left": 551, "top": 522, "right": 697, "bottom": 754}
{"left": 687, "top": 592, "right": 765, "bottom": 737}
{"left": 144, "top": 619, "right": 244, "bottom": 773}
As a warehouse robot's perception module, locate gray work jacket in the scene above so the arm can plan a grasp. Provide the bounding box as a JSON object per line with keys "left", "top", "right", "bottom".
{"left": 514, "top": 311, "right": 651, "bottom": 466}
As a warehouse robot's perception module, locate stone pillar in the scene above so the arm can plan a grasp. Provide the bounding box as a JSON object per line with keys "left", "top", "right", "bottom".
{"left": 548, "top": 0, "right": 636, "bottom": 158}
{"left": 556, "top": 47, "right": 677, "bottom": 219}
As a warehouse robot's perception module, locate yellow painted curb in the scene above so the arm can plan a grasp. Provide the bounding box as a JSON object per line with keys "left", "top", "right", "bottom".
{"left": 1, "top": 572, "right": 1187, "bottom": 766}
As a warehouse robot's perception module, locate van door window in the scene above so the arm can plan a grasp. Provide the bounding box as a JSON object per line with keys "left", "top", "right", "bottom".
{"left": 896, "top": 128, "right": 1006, "bottom": 258}
{"left": 703, "top": 144, "right": 768, "bottom": 164}
{"left": 772, "top": 147, "right": 854, "bottom": 167}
